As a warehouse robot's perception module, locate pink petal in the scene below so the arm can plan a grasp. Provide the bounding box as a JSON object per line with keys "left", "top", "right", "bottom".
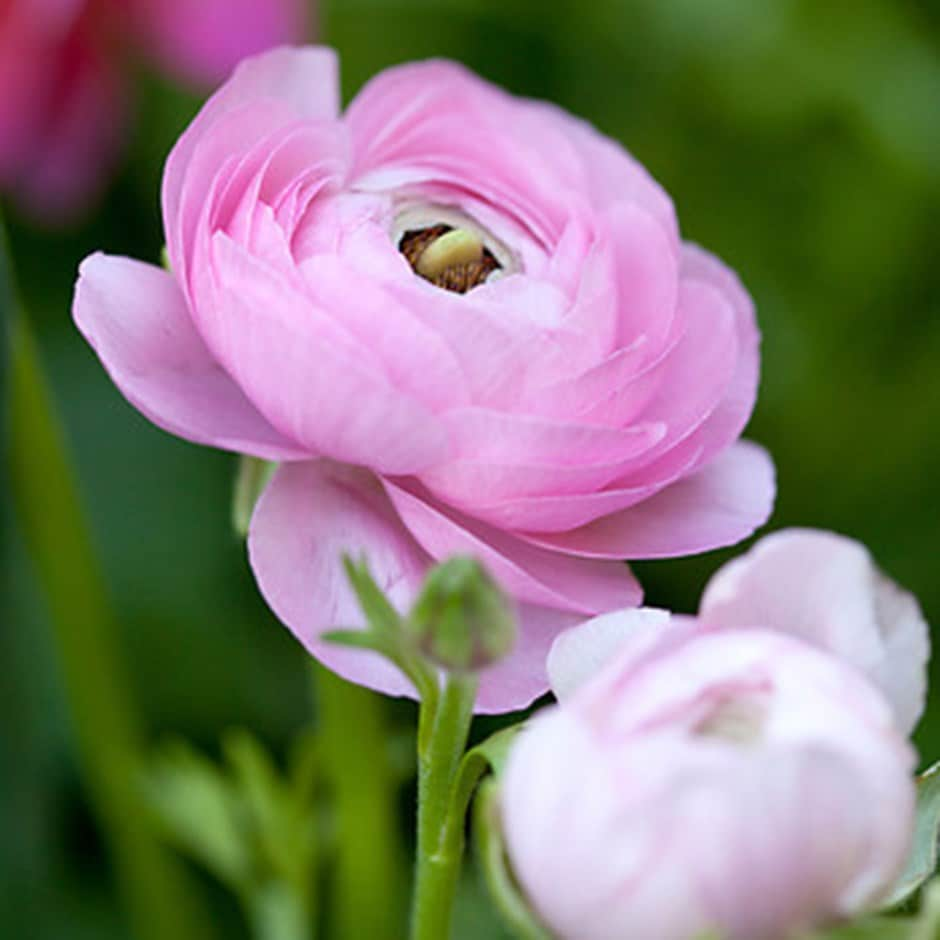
{"left": 206, "top": 234, "right": 449, "bottom": 474}
{"left": 247, "top": 461, "right": 429, "bottom": 698}
{"left": 163, "top": 45, "right": 340, "bottom": 280}
{"left": 128, "top": 0, "right": 307, "bottom": 88}
{"left": 475, "top": 605, "right": 581, "bottom": 714}
{"left": 248, "top": 461, "right": 575, "bottom": 712}
{"left": 699, "top": 528, "right": 930, "bottom": 735}
{"left": 73, "top": 253, "right": 309, "bottom": 459}
{"left": 672, "top": 242, "right": 761, "bottom": 471}
{"left": 462, "top": 443, "right": 703, "bottom": 534}
{"left": 614, "top": 277, "right": 739, "bottom": 461}
{"left": 523, "top": 440, "right": 775, "bottom": 559}
{"left": 383, "top": 479, "right": 642, "bottom": 615}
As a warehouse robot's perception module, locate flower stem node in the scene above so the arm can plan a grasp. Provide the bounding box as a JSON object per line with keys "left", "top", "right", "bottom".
{"left": 406, "top": 558, "right": 516, "bottom": 673}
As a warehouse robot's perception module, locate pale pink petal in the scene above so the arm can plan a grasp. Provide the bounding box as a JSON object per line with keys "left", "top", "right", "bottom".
{"left": 699, "top": 529, "right": 930, "bottom": 734}
{"left": 523, "top": 441, "right": 775, "bottom": 559}
{"left": 73, "top": 253, "right": 309, "bottom": 459}
{"left": 163, "top": 46, "right": 340, "bottom": 279}
{"left": 129, "top": 0, "right": 307, "bottom": 88}
{"left": 547, "top": 608, "right": 672, "bottom": 702}
{"left": 383, "top": 479, "right": 642, "bottom": 615}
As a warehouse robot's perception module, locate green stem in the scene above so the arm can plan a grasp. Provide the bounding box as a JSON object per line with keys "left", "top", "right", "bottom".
{"left": 313, "top": 663, "right": 407, "bottom": 940}
{"left": 410, "top": 674, "right": 479, "bottom": 940}
{"left": 4, "top": 255, "right": 210, "bottom": 938}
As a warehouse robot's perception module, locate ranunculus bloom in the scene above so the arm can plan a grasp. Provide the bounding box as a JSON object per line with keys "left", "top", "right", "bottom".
{"left": 699, "top": 528, "right": 930, "bottom": 735}
{"left": 0, "top": 0, "right": 306, "bottom": 219}
{"left": 73, "top": 46, "right": 775, "bottom": 711}
{"left": 503, "top": 617, "right": 917, "bottom": 940}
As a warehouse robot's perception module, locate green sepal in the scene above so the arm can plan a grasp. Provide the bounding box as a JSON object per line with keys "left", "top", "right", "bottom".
{"left": 473, "top": 779, "right": 553, "bottom": 940}
{"left": 803, "top": 879, "right": 940, "bottom": 939}
{"left": 884, "top": 761, "right": 940, "bottom": 908}
{"left": 322, "top": 556, "right": 440, "bottom": 707}
{"left": 232, "top": 456, "right": 277, "bottom": 538}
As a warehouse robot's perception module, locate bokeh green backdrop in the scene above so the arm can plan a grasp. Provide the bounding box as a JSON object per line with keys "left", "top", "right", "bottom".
{"left": 4, "top": 0, "right": 939, "bottom": 936}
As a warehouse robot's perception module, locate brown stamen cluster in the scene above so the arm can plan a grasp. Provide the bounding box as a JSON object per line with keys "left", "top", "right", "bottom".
{"left": 399, "top": 225, "right": 501, "bottom": 294}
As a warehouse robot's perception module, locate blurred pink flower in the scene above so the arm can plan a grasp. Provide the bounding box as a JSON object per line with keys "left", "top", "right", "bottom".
{"left": 73, "top": 47, "right": 775, "bottom": 711}
{"left": 504, "top": 616, "right": 917, "bottom": 940}
{"left": 0, "top": 0, "right": 306, "bottom": 220}
{"left": 699, "top": 528, "right": 930, "bottom": 735}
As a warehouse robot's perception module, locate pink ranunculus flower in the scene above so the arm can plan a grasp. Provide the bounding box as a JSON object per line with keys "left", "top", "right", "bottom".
{"left": 699, "top": 528, "right": 930, "bottom": 736}
{"left": 0, "top": 0, "right": 306, "bottom": 219}
{"left": 73, "top": 46, "right": 775, "bottom": 712}
{"left": 503, "top": 616, "right": 917, "bottom": 940}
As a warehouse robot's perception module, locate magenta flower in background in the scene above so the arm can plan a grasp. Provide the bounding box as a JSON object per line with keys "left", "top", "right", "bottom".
{"left": 0, "top": 0, "right": 306, "bottom": 219}
{"left": 503, "top": 615, "right": 918, "bottom": 940}
{"left": 73, "top": 46, "right": 775, "bottom": 711}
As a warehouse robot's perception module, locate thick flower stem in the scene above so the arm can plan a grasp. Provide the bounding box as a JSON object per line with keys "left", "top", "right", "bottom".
{"left": 313, "top": 663, "right": 408, "bottom": 940}
{"left": 410, "top": 674, "right": 479, "bottom": 940}
{"left": 5, "top": 270, "right": 210, "bottom": 938}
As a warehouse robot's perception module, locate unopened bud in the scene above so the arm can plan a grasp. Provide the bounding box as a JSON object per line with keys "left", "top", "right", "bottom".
{"left": 406, "top": 558, "right": 516, "bottom": 672}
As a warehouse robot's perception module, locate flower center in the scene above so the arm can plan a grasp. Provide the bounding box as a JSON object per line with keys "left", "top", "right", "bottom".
{"left": 399, "top": 224, "right": 502, "bottom": 293}
{"left": 694, "top": 692, "right": 768, "bottom": 746}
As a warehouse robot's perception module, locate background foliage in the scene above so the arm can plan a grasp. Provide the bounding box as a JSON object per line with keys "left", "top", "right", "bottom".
{"left": 4, "top": 0, "right": 939, "bottom": 936}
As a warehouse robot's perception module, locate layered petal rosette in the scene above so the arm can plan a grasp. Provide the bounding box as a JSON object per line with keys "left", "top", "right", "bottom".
{"left": 503, "top": 616, "right": 917, "bottom": 939}
{"left": 74, "top": 46, "right": 775, "bottom": 711}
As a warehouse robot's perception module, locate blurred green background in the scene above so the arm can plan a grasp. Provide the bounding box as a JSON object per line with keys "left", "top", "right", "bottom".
{"left": 4, "top": 0, "right": 939, "bottom": 937}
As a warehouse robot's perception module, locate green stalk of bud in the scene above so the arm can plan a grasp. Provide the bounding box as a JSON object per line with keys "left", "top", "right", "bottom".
{"left": 405, "top": 558, "right": 516, "bottom": 673}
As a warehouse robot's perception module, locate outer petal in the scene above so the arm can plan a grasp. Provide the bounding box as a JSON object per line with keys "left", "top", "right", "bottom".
{"left": 383, "top": 479, "right": 642, "bottom": 615}
{"left": 523, "top": 441, "right": 775, "bottom": 559}
{"left": 73, "top": 253, "right": 309, "bottom": 459}
{"left": 248, "top": 461, "right": 429, "bottom": 698}
{"left": 248, "top": 461, "right": 577, "bottom": 712}
{"left": 547, "top": 607, "right": 672, "bottom": 702}
{"left": 699, "top": 529, "right": 930, "bottom": 735}
{"left": 129, "top": 0, "right": 307, "bottom": 88}
{"left": 163, "top": 45, "right": 340, "bottom": 280}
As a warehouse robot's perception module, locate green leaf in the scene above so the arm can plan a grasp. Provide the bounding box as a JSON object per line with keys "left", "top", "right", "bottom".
{"left": 884, "top": 761, "right": 940, "bottom": 908}
{"left": 143, "top": 732, "right": 319, "bottom": 940}
{"left": 143, "top": 739, "right": 251, "bottom": 888}
{"left": 473, "top": 780, "right": 553, "bottom": 940}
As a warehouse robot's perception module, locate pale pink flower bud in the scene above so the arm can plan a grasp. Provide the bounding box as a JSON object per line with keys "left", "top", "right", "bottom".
{"left": 503, "top": 618, "right": 916, "bottom": 940}
{"left": 699, "top": 528, "right": 930, "bottom": 734}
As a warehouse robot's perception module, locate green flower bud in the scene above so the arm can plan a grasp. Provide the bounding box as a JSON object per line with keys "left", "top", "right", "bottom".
{"left": 406, "top": 558, "right": 516, "bottom": 672}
